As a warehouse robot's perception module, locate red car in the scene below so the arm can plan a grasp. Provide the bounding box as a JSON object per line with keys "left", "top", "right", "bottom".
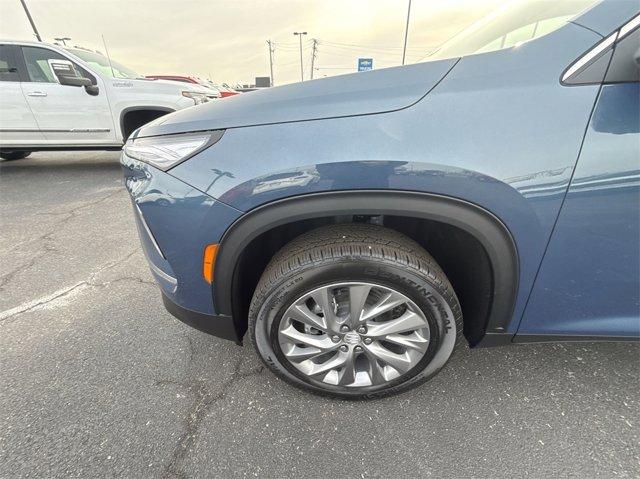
{"left": 146, "top": 75, "right": 239, "bottom": 97}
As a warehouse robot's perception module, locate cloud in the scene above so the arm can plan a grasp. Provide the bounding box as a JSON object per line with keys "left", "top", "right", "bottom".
{"left": 0, "top": 0, "right": 501, "bottom": 85}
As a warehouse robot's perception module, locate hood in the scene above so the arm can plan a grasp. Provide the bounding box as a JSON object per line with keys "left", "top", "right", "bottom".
{"left": 135, "top": 58, "right": 458, "bottom": 137}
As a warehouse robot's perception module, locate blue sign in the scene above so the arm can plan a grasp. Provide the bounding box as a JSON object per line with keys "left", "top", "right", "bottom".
{"left": 358, "top": 58, "right": 373, "bottom": 72}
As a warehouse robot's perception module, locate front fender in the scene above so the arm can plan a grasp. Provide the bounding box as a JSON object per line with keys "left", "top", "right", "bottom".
{"left": 169, "top": 23, "right": 603, "bottom": 334}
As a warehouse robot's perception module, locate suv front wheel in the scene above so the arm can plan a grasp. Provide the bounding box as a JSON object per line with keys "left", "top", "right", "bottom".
{"left": 249, "top": 224, "right": 463, "bottom": 399}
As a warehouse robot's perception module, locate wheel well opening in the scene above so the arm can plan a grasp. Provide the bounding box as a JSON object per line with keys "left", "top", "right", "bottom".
{"left": 121, "top": 109, "right": 171, "bottom": 141}
{"left": 231, "top": 215, "right": 493, "bottom": 346}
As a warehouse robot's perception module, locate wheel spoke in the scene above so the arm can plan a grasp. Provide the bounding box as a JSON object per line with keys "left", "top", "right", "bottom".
{"left": 361, "top": 291, "right": 406, "bottom": 322}
{"left": 348, "top": 284, "right": 371, "bottom": 325}
{"left": 366, "top": 310, "right": 426, "bottom": 337}
{"left": 364, "top": 342, "right": 413, "bottom": 373}
{"left": 287, "top": 303, "right": 327, "bottom": 331}
{"left": 365, "top": 354, "right": 387, "bottom": 384}
{"left": 283, "top": 344, "right": 326, "bottom": 362}
{"left": 307, "top": 351, "right": 348, "bottom": 376}
{"left": 383, "top": 332, "right": 429, "bottom": 353}
{"left": 280, "top": 325, "right": 333, "bottom": 350}
{"left": 337, "top": 352, "right": 357, "bottom": 386}
{"left": 309, "top": 288, "right": 340, "bottom": 331}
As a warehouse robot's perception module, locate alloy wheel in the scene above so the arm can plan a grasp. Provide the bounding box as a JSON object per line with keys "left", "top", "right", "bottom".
{"left": 277, "top": 282, "right": 431, "bottom": 387}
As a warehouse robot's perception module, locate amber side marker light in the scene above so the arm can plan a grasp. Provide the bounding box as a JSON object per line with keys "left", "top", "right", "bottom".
{"left": 203, "top": 244, "right": 219, "bottom": 284}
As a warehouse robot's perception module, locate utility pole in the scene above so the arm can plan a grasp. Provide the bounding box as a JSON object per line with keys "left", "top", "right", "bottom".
{"left": 19, "top": 0, "right": 42, "bottom": 42}
{"left": 401, "top": 0, "right": 412, "bottom": 65}
{"left": 54, "top": 37, "right": 71, "bottom": 46}
{"left": 293, "top": 31, "right": 307, "bottom": 82}
{"left": 309, "top": 39, "right": 318, "bottom": 80}
{"left": 266, "top": 40, "right": 275, "bottom": 86}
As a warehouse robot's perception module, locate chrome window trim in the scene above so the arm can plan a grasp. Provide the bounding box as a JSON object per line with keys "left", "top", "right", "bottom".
{"left": 562, "top": 13, "right": 640, "bottom": 84}
{"left": 618, "top": 12, "right": 640, "bottom": 40}
{"left": 561, "top": 31, "right": 617, "bottom": 82}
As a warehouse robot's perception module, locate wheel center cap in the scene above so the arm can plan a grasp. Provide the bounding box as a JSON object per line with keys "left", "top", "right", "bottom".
{"left": 343, "top": 331, "right": 361, "bottom": 345}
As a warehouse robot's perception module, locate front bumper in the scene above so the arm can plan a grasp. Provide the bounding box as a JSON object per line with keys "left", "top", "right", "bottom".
{"left": 161, "top": 291, "right": 239, "bottom": 343}
{"left": 121, "top": 151, "right": 244, "bottom": 342}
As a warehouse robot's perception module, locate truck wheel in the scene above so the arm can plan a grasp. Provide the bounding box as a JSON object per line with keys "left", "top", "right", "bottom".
{"left": 0, "top": 151, "right": 31, "bottom": 161}
{"left": 249, "top": 224, "right": 463, "bottom": 399}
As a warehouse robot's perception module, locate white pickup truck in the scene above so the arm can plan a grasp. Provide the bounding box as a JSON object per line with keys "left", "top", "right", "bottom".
{"left": 0, "top": 40, "right": 216, "bottom": 160}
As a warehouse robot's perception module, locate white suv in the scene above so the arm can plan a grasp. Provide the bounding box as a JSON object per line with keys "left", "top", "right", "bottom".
{"left": 0, "top": 40, "right": 215, "bottom": 161}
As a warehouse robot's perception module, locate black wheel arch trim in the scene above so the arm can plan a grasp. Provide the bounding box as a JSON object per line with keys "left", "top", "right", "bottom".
{"left": 213, "top": 190, "right": 520, "bottom": 344}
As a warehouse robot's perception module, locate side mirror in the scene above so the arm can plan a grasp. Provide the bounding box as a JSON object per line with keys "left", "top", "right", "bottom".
{"left": 85, "top": 84, "right": 100, "bottom": 96}
{"left": 60, "top": 75, "right": 93, "bottom": 87}
{"left": 634, "top": 46, "right": 640, "bottom": 69}
{"left": 49, "top": 60, "right": 93, "bottom": 87}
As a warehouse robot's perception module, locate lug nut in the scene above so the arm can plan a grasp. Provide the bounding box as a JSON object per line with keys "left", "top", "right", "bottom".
{"left": 357, "top": 326, "right": 367, "bottom": 334}
{"left": 339, "top": 345, "right": 349, "bottom": 352}
{"left": 363, "top": 338, "right": 372, "bottom": 345}
{"left": 340, "top": 325, "right": 350, "bottom": 333}
{"left": 331, "top": 335, "right": 340, "bottom": 343}
{"left": 354, "top": 346, "right": 363, "bottom": 352}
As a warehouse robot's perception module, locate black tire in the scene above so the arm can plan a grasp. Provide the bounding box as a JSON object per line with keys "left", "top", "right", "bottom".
{"left": 0, "top": 151, "right": 31, "bottom": 161}
{"left": 249, "top": 224, "right": 463, "bottom": 399}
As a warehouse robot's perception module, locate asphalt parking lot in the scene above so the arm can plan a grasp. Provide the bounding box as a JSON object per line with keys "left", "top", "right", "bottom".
{"left": 1, "top": 152, "right": 638, "bottom": 478}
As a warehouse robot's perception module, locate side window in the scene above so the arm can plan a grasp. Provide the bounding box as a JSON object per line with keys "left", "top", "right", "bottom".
{"left": 476, "top": 16, "right": 573, "bottom": 54}
{"left": 21, "top": 46, "right": 93, "bottom": 84}
{"left": 561, "top": 15, "right": 640, "bottom": 87}
{"left": 0, "top": 45, "right": 20, "bottom": 82}
{"left": 605, "top": 27, "right": 640, "bottom": 84}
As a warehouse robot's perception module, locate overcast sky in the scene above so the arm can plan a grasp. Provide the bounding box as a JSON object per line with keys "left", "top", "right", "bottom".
{"left": 0, "top": 0, "right": 503, "bottom": 86}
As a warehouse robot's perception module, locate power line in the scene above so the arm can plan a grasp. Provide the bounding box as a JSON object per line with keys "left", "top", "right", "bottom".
{"left": 272, "top": 44, "right": 306, "bottom": 51}
{"left": 318, "top": 45, "right": 431, "bottom": 58}
{"left": 315, "top": 42, "right": 432, "bottom": 58}
{"left": 272, "top": 40, "right": 313, "bottom": 47}
{"left": 319, "top": 45, "right": 426, "bottom": 55}
{"left": 319, "top": 40, "right": 432, "bottom": 51}
{"left": 273, "top": 58, "right": 301, "bottom": 66}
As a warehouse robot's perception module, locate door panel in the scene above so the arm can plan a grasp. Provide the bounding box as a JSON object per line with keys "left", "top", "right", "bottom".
{"left": 0, "top": 44, "right": 44, "bottom": 145}
{"left": 20, "top": 46, "right": 116, "bottom": 145}
{"left": 518, "top": 82, "right": 640, "bottom": 337}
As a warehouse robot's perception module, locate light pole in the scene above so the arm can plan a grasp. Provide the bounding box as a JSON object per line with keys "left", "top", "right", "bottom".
{"left": 401, "top": 0, "right": 412, "bottom": 65}
{"left": 54, "top": 37, "right": 71, "bottom": 46}
{"left": 19, "top": 0, "right": 42, "bottom": 42}
{"left": 293, "top": 31, "right": 307, "bottom": 82}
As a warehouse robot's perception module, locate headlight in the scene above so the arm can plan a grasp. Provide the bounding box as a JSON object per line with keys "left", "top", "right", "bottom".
{"left": 124, "top": 131, "right": 224, "bottom": 171}
{"left": 182, "top": 91, "right": 209, "bottom": 105}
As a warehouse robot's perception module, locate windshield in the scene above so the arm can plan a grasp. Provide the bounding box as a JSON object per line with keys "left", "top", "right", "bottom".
{"left": 66, "top": 48, "right": 143, "bottom": 79}
{"left": 194, "top": 77, "right": 216, "bottom": 89}
{"left": 427, "top": 0, "right": 601, "bottom": 61}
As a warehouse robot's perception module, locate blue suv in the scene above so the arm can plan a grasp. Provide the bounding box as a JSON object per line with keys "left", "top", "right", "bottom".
{"left": 122, "top": 0, "right": 640, "bottom": 398}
